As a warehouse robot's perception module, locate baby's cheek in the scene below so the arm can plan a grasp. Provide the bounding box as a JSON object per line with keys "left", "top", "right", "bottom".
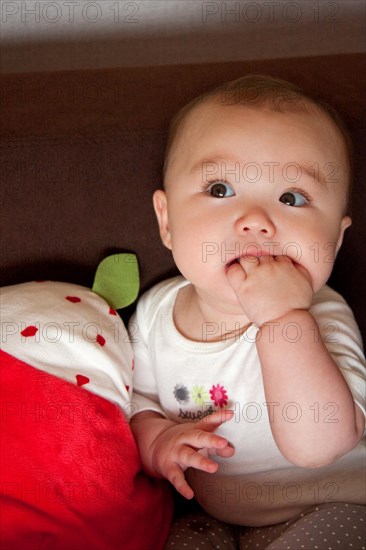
{"left": 305, "top": 256, "right": 334, "bottom": 293}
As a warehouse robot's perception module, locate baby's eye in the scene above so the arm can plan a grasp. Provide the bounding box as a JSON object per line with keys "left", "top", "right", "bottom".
{"left": 206, "top": 181, "right": 235, "bottom": 198}
{"left": 279, "top": 191, "right": 309, "bottom": 207}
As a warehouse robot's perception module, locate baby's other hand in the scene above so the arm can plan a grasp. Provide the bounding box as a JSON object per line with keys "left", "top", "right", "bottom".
{"left": 151, "top": 410, "right": 234, "bottom": 499}
{"left": 227, "top": 255, "right": 313, "bottom": 325}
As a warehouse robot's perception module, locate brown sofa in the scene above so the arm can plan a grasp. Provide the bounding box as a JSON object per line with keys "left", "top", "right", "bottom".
{"left": 1, "top": 53, "right": 365, "bottom": 339}
{"left": 1, "top": 54, "right": 365, "bottom": 542}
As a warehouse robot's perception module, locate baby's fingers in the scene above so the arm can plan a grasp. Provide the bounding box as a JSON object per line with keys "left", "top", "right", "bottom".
{"left": 226, "top": 261, "right": 247, "bottom": 291}
{"left": 179, "top": 445, "right": 219, "bottom": 475}
{"left": 166, "top": 447, "right": 218, "bottom": 499}
{"left": 208, "top": 443, "right": 235, "bottom": 458}
{"left": 167, "top": 464, "right": 194, "bottom": 500}
{"left": 197, "top": 409, "right": 234, "bottom": 431}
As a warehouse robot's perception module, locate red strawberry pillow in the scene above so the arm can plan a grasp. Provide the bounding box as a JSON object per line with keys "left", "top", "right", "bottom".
{"left": 0, "top": 255, "right": 173, "bottom": 550}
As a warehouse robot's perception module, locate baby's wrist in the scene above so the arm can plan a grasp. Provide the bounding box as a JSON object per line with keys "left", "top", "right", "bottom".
{"left": 254, "top": 309, "right": 316, "bottom": 348}
{"left": 254, "top": 307, "right": 311, "bottom": 328}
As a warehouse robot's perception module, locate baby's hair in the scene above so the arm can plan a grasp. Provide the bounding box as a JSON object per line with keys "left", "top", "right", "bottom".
{"left": 163, "top": 74, "right": 353, "bottom": 206}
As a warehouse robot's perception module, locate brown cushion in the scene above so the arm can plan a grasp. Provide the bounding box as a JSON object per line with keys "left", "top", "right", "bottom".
{"left": 1, "top": 54, "right": 365, "bottom": 337}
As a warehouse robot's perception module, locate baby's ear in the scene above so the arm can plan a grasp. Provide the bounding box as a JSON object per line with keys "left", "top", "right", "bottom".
{"left": 153, "top": 189, "right": 172, "bottom": 250}
{"left": 336, "top": 215, "right": 352, "bottom": 253}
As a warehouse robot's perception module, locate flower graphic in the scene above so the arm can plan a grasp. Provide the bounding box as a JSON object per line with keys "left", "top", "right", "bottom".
{"left": 209, "top": 384, "right": 228, "bottom": 408}
{"left": 192, "top": 385, "right": 210, "bottom": 407}
{"left": 173, "top": 384, "right": 190, "bottom": 404}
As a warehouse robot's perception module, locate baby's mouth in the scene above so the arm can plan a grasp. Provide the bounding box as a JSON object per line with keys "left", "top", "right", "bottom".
{"left": 226, "top": 251, "right": 274, "bottom": 270}
{"left": 225, "top": 255, "right": 249, "bottom": 272}
{"left": 226, "top": 257, "right": 241, "bottom": 269}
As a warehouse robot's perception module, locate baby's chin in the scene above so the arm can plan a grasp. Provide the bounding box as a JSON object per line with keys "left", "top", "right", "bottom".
{"left": 193, "top": 283, "right": 248, "bottom": 317}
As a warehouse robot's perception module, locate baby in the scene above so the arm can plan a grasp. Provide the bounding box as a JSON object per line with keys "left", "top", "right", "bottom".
{"left": 129, "top": 75, "right": 365, "bottom": 548}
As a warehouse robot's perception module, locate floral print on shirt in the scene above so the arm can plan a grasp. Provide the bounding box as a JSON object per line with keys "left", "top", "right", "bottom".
{"left": 209, "top": 384, "right": 228, "bottom": 408}
{"left": 173, "top": 382, "right": 229, "bottom": 411}
{"left": 173, "top": 383, "right": 190, "bottom": 404}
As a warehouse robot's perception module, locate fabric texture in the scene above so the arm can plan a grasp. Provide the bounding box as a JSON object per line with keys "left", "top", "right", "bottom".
{"left": 92, "top": 253, "right": 140, "bottom": 310}
{"left": 1, "top": 280, "right": 134, "bottom": 412}
{"left": 0, "top": 280, "right": 173, "bottom": 548}
{"left": 165, "top": 502, "right": 366, "bottom": 549}
{"left": 0, "top": 350, "right": 172, "bottom": 550}
{"left": 130, "top": 276, "right": 366, "bottom": 526}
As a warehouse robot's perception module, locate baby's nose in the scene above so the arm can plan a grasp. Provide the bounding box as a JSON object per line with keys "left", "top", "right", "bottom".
{"left": 234, "top": 208, "right": 275, "bottom": 237}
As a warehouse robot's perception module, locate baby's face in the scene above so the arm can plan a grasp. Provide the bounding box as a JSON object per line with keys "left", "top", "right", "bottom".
{"left": 154, "top": 101, "right": 351, "bottom": 313}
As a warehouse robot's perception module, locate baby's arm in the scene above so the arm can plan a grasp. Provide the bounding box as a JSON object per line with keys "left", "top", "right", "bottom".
{"left": 228, "top": 255, "right": 365, "bottom": 467}
{"left": 129, "top": 284, "right": 235, "bottom": 498}
{"left": 130, "top": 409, "right": 234, "bottom": 499}
{"left": 257, "top": 309, "right": 364, "bottom": 467}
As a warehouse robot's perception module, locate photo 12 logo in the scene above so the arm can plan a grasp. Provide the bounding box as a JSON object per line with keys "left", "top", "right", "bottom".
{"left": 202, "top": 160, "right": 340, "bottom": 185}
{"left": 201, "top": 2, "right": 341, "bottom": 24}
{"left": 201, "top": 241, "right": 339, "bottom": 265}
{"left": 1, "top": 1, "right": 140, "bottom": 24}
{"left": 200, "top": 479, "right": 339, "bottom": 505}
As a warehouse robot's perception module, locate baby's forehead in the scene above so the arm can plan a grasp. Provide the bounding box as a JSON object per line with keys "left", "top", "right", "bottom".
{"left": 183, "top": 98, "right": 347, "bottom": 151}
{"left": 174, "top": 99, "right": 343, "bottom": 159}
{"left": 181, "top": 97, "right": 323, "bottom": 131}
{"left": 166, "top": 99, "right": 351, "bottom": 194}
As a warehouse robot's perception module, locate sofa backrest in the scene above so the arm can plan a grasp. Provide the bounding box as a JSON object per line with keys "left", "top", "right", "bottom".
{"left": 1, "top": 54, "right": 365, "bottom": 337}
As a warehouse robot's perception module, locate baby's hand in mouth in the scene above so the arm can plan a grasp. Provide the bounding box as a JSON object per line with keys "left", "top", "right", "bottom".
{"left": 226, "top": 255, "right": 313, "bottom": 325}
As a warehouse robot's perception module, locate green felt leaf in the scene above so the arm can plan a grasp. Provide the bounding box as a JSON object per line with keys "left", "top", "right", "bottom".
{"left": 92, "top": 253, "right": 139, "bottom": 309}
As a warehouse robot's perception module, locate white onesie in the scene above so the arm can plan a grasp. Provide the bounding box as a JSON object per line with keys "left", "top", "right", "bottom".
{"left": 130, "top": 276, "right": 366, "bottom": 526}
